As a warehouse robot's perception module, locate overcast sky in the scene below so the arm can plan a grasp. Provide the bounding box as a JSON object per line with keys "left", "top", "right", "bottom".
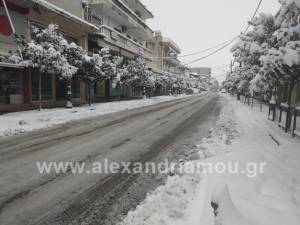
{"left": 141, "top": 0, "right": 281, "bottom": 82}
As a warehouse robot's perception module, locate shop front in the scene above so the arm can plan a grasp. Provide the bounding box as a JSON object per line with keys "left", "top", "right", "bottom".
{"left": 0, "top": 63, "right": 31, "bottom": 112}
{"left": 29, "top": 70, "right": 86, "bottom": 108}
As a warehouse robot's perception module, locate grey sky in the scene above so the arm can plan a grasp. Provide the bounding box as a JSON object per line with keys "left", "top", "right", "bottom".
{"left": 141, "top": 0, "right": 280, "bottom": 82}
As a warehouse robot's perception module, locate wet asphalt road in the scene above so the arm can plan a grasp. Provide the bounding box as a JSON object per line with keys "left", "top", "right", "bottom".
{"left": 0, "top": 93, "right": 222, "bottom": 225}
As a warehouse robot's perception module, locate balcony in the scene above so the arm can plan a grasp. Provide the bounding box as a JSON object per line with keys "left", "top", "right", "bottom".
{"left": 164, "top": 56, "right": 181, "bottom": 66}
{"left": 98, "top": 25, "right": 153, "bottom": 59}
{"left": 88, "top": 0, "right": 153, "bottom": 40}
{"left": 163, "top": 37, "right": 181, "bottom": 54}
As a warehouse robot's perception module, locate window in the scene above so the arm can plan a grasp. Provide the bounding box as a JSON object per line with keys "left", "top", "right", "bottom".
{"left": 292, "top": 83, "right": 300, "bottom": 105}
{"left": 31, "top": 70, "right": 53, "bottom": 101}
{"left": 121, "top": 25, "right": 127, "bottom": 33}
{"left": 135, "top": 10, "right": 141, "bottom": 18}
{"left": 72, "top": 79, "right": 81, "bottom": 98}
{"left": 0, "top": 66, "right": 23, "bottom": 104}
{"left": 84, "top": 6, "right": 92, "bottom": 22}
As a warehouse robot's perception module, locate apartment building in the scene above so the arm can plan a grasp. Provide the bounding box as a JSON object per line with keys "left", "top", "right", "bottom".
{"left": 189, "top": 67, "right": 214, "bottom": 91}
{"left": 148, "top": 31, "right": 183, "bottom": 76}
{"left": 48, "top": 0, "right": 155, "bottom": 100}
{"left": 85, "top": 0, "right": 155, "bottom": 99}
{"left": 87, "top": 0, "right": 153, "bottom": 56}
{"left": 0, "top": 0, "right": 187, "bottom": 112}
{"left": 0, "top": 0, "right": 97, "bottom": 112}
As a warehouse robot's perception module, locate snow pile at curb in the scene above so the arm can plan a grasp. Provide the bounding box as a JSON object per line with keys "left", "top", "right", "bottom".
{"left": 119, "top": 100, "right": 238, "bottom": 225}
{"left": 0, "top": 95, "right": 190, "bottom": 137}
{"left": 121, "top": 174, "right": 202, "bottom": 225}
{"left": 120, "top": 96, "right": 300, "bottom": 225}
{"left": 198, "top": 106, "right": 239, "bottom": 158}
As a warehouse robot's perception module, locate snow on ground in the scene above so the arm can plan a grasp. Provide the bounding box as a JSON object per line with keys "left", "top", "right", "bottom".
{"left": 0, "top": 95, "right": 191, "bottom": 137}
{"left": 120, "top": 94, "right": 300, "bottom": 225}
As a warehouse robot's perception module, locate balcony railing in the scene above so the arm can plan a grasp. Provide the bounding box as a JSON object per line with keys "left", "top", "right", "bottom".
{"left": 89, "top": 0, "right": 153, "bottom": 37}
{"left": 98, "top": 25, "right": 153, "bottom": 59}
{"left": 112, "top": 0, "right": 149, "bottom": 29}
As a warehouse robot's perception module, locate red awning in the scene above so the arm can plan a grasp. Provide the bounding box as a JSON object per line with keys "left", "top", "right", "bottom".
{"left": 0, "top": 14, "right": 12, "bottom": 36}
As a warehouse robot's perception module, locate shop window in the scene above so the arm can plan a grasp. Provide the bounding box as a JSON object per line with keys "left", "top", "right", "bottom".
{"left": 0, "top": 66, "right": 23, "bottom": 104}
{"left": 55, "top": 76, "right": 66, "bottom": 100}
{"left": 72, "top": 79, "right": 81, "bottom": 98}
{"left": 292, "top": 83, "right": 300, "bottom": 105}
{"left": 31, "top": 70, "right": 53, "bottom": 101}
{"left": 94, "top": 81, "right": 106, "bottom": 98}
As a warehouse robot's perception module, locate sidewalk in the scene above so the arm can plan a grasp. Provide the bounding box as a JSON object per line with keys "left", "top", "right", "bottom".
{"left": 0, "top": 95, "right": 191, "bottom": 137}
{"left": 120, "top": 94, "right": 300, "bottom": 225}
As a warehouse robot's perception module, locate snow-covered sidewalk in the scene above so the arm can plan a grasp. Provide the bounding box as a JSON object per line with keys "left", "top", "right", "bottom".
{"left": 0, "top": 95, "right": 191, "bottom": 137}
{"left": 120, "top": 94, "right": 300, "bottom": 225}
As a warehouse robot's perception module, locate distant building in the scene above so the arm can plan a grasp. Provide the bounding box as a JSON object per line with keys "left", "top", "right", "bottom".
{"left": 147, "top": 31, "right": 182, "bottom": 76}
{"left": 190, "top": 67, "right": 211, "bottom": 77}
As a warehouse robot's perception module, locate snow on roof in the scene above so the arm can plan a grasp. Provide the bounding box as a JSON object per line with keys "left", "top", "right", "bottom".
{"left": 29, "top": 0, "right": 99, "bottom": 31}
{"left": 0, "top": 62, "right": 24, "bottom": 68}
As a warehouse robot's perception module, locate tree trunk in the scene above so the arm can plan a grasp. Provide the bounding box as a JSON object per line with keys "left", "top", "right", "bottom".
{"left": 66, "top": 79, "right": 73, "bottom": 108}
{"left": 87, "top": 80, "right": 92, "bottom": 107}
{"left": 142, "top": 86, "right": 146, "bottom": 99}
{"left": 118, "top": 84, "right": 121, "bottom": 102}
{"left": 38, "top": 70, "right": 42, "bottom": 111}
{"left": 85, "top": 81, "right": 88, "bottom": 105}
{"left": 285, "top": 79, "right": 295, "bottom": 132}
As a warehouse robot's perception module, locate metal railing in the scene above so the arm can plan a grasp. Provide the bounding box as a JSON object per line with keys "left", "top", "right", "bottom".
{"left": 98, "top": 25, "right": 153, "bottom": 59}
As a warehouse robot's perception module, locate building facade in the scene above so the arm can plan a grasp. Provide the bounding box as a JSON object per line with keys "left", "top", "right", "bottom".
{"left": 0, "top": 0, "right": 187, "bottom": 112}
{"left": 86, "top": 0, "right": 155, "bottom": 100}
{"left": 147, "top": 31, "right": 183, "bottom": 76}
{"left": 0, "top": 0, "right": 97, "bottom": 112}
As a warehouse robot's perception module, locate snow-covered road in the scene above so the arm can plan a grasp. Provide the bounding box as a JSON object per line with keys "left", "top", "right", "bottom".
{"left": 0, "top": 95, "right": 192, "bottom": 138}
{"left": 120, "top": 94, "right": 300, "bottom": 225}
{"left": 0, "top": 93, "right": 222, "bottom": 225}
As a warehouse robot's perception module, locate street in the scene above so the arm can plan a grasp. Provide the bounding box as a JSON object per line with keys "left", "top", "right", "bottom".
{"left": 1, "top": 0, "right": 299, "bottom": 224}
{"left": 0, "top": 93, "right": 222, "bottom": 225}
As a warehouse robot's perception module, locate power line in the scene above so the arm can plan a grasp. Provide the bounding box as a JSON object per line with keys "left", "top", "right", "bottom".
{"left": 183, "top": 0, "right": 263, "bottom": 66}
{"left": 149, "top": 38, "right": 237, "bottom": 59}
{"left": 184, "top": 37, "right": 238, "bottom": 66}
{"left": 149, "top": 0, "right": 263, "bottom": 63}
{"left": 244, "top": 0, "right": 263, "bottom": 33}
{"left": 178, "top": 39, "right": 234, "bottom": 58}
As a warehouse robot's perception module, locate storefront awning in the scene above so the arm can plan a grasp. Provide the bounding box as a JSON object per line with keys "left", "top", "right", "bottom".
{"left": 120, "top": 49, "right": 135, "bottom": 58}
{"left": 0, "top": 62, "right": 24, "bottom": 68}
